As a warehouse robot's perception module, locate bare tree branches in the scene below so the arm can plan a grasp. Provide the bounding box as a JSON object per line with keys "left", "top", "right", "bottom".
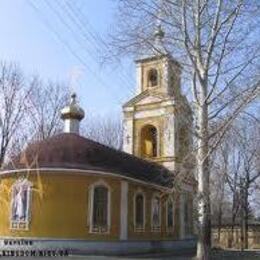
{"left": 82, "top": 114, "right": 123, "bottom": 150}
{"left": 0, "top": 62, "right": 31, "bottom": 167}
{"left": 27, "top": 77, "right": 69, "bottom": 141}
{"left": 0, "top": 61, "right": 70, "bottom": 165}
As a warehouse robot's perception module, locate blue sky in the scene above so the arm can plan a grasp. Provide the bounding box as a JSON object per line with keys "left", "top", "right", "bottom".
{"left": 0, "top": 0, "right": 135, "bottom": 117}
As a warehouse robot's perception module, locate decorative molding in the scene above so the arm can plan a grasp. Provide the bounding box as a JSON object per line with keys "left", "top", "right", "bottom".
{"left": 0, "top": 168, "right": 172, "bottom": 193}
{"left": 134, "top": 108, "right": 166, "bottom": 119}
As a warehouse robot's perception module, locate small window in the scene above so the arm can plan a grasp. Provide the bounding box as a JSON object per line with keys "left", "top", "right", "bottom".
{"left": 91, "top": 185, "right": 109, "bottom": 233}
{"left": 148, "top": 69, "right": 158, "bottom": 87}
{"left": 151, "top": 195, "right": 161, "bottom": 232}
{"left": 134, "top": 193, "right": 145, "bottom": 231}
{"left": 10, "top": 179, "right": 32, "bottom": 230}
{"left": 166, "top": 198, "right": 174, "bottom": 232}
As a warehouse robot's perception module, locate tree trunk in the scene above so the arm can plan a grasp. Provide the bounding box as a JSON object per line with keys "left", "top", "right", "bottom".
{"left": 241, "top": 216, "right": 245, "bottom": 251}
{"left": 196, "top": 101, "right": 211, "bottom": 260}
{"left": 231, "top": 215, "right": 236, "bottom": 248}
{"left": 217, "top": 172, "right": 225, "bottom": 245}
{"left": 0, "top": 149, "right": 4, "bottom": 169}
{"left": 217, "top": 207, "right": 222, "bottom": 244}
{"left": 240, "top": 179, "right": 245, "bottom": 251}
{"left": 244, "top": 185, "right": 249, "bottom": 249}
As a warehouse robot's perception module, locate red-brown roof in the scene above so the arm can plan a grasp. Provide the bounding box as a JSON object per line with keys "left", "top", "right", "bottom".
{"left": 4, "top": 133, "right": 173, "bottom": 188}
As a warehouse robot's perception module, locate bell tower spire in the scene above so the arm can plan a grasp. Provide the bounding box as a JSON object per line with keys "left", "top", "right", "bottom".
{"left": 153, "top": 0, "right": 165, "bottom": 51}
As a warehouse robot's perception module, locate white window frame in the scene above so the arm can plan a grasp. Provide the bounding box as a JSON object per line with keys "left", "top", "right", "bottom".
{"left": 88, "top": 180, "right": 111, "bottom": 234}
{"left": 133, "top": 189, "right": 146, "bottom": 232}
{"left": 10, "top": 178, "right": 33, "bottom": 231}
{"left": 166, "top": 195, "right": 175, "bottom": 233}
{"left": 151, "top": 193, "right": 161, "bottom": 232}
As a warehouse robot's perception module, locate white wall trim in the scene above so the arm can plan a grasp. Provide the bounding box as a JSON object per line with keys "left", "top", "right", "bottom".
{"left": 120, "top": 181, "right": 128, "bottom": 240}
{"left": 123, "top": 118, "right": 134, "bottom": 154}
{"left": 0, "top": 168, "right": 172, "bottom": 193}
{"left": 134, "top": 108, "right": 166, "bottom": 119}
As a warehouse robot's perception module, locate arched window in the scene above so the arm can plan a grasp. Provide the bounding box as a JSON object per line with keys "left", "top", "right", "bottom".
{"left": 10, "top": 178, "right": 32, "bottom": 230}
{"left": 166, "top": 197, "right": 174, "bottom": 232}
{"left": 151, "top": 195, "right": 161, "bottom": 232}
{"left": 141, "top": 125, "right": 158, "bottom": 158}
{"left": 90, "top": 183, "right": 110, "bottom": 233}
{"left": 148, "top": 69, "right": 158, "bottom": 87}
{"left": 134, "top": 193, "right": 145, "bottom": 231}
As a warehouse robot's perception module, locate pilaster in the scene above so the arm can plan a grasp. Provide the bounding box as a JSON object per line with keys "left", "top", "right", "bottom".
{"left": 120, "top": 181, "right": 128, "bottom": 240}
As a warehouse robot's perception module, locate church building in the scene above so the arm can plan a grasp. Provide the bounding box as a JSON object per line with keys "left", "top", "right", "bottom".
{"left": 0, "top": 25, "right": 196, "bottom": 254}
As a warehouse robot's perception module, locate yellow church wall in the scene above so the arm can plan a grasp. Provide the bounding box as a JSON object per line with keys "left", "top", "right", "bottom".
{"left": 0, "top": 171, "right": 121, "bottom": 241}
{"left": 0, "top": 170, "right": 191, "bottom": 241}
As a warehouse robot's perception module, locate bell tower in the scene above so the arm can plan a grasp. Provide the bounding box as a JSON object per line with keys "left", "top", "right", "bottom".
{"left": 122, "top": 26, "right": 192, "bottom": 172}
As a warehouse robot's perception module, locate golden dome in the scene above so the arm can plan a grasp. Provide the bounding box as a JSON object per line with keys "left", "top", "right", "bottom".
{"left": 61, "top": 93, "right": 85, "bottom": 120}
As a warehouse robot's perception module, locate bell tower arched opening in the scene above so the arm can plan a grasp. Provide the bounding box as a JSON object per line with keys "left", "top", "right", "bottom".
{"left": 140, "top": 125, "right": 158, "bottom": 158}
{"left": 147, "top": 69, "right": 158, "bottom": 87}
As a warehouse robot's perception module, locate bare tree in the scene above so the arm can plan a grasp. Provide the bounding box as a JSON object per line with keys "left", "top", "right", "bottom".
{"left": 109, "top": 1, "right": 260, "bottom": 258}
{"left": 26, "top": 77, "right": 69, "bottom": 141}
{"left": 0, "top": 62, "right": 31, "bottom": 167}
{"left": 210, "top": 142, "right": 230, "bottom": 244}
{"left": 82, "top": 114, "right": 123, "bottom": 150}
{"left": 211, "top": 125, "right": 243, "bottom": 248}
{"left": 0, "top": 67, "right": 70, "bottom": 164}
{"left": 235, "top": 118, "right": 260, "bottom": 249}
{"left": 211, "top": 116, "right": 260, "bottom": 249}
{"left": 227, "top": 151, "right": 241, "bottom": 247}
